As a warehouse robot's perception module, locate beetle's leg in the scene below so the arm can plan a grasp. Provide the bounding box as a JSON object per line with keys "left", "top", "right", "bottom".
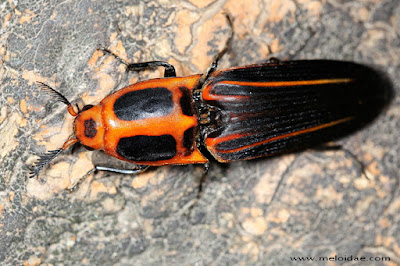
{"left": 287, "top": 26, "right": 316, "bottom": 60}
{"left": 125, "top": 61, "right": 176, "bottom": 77}
{"left": 197, "top": 162, "right": 210, "bottom": 198}
{"left": 343, "top": 150, "right": 370, "bottom": 180}
{"left": 98, "top": 47, "right": 176, "bottom": 77}
{"left": 209, "top": 14, "right": 234, "bottom": 74}
{"left": 192, "top": 14, "right": 233, "bottom": 135}
{"left": 313, "top": 144, "right": 370, "bottom": 180}
{"left": 66, "top": 165, "right": 149, "bottom": 192}
{"left": 193, "top": 14, "right": 234, "bottom": 91}
{"left": 185, "top": 163, "right": 210, "bottom": 214}
{"left": 266, "top": 57, "right": 281, "bottom": 64}
{"left": 263, "top": 43, "right": 282, "bottom": 63}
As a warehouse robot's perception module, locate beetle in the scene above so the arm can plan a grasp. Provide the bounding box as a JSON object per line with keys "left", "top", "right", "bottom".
{"left": 30, "top": 26, "right": 392, "bottom": 191}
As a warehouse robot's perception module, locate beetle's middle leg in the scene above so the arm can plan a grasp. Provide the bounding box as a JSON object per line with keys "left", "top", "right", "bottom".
{"left": 98, "top": 47, "right": 176, "bottom": 77}
{"left": 188, "top": 15, "right": 233, "bottom": 209}
{"left": 66, "top": 165, "right": 149, "bottom": 192}
{"left": 192, "top": 13, "right": 233, "bottom": 133}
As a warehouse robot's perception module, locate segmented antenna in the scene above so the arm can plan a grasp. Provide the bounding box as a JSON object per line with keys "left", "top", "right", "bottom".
{"left": 36, "top": 81, "right": 71, "bottom": 106}
{"left": 29, "top": 149, "right": 63, "bottom": 178}
{"left": 36, "top": 81, "right": 79, "bottom": 116}
{"left": 31, "top": 82, "right": 80, "bottom": 178}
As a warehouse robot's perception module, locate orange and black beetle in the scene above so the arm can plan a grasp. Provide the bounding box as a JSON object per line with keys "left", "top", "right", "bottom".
{"left": 30, "top": 45, "right": 392, "bottom": 189}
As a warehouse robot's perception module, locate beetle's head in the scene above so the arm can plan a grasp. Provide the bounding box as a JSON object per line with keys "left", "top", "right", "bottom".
{"left": 74, "top": 104, "right": 105, "bottom": 151}
{"left": 30, "top": 82, "right": 103, "bottom": 178}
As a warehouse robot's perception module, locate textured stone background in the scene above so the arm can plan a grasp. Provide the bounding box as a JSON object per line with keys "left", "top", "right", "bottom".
{"left": 0, "top": 0, "right": 399, "bottom": 265}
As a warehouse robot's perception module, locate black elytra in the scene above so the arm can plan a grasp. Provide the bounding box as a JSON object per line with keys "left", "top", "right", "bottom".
{"left": 203, "top": 60, "right": 392, "bottom": 162}
{"left": 179, "top": 86, "right": 194, "bottom": 116}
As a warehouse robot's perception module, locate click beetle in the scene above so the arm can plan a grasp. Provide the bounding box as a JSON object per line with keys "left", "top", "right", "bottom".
{"left": 30, "top": 21, "right": 392, "bottom": 191}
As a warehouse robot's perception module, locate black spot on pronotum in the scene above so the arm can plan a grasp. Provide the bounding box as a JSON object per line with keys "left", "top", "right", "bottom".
{"left": 179, "top": 87, "right": 194, "bottom": 116}
{"left": 114, "top": 87, "right": 173, "bottom": 121}
{"left": 84, "top": 119, "right": 97, "bottom": 138}
{"left": 116, "top": 135, "right": 177, "bottom": 161}
{"left": 183, "top": 126, "right": 195, "bottom": 155}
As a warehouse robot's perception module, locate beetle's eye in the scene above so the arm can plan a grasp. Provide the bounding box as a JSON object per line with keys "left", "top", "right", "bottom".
{"left": 82, "top": 105, "right": 94, "bottom": 111}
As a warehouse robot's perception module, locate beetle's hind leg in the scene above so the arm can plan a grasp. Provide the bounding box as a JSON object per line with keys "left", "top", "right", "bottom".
{"left": 97, "top": 46, "right": 176, "bottom": 77}
{"left": 184, "top": 162, "right": 210, "bottom": 215}
{"left": 197, "top": 162, "right": 210, "bottom": 199}
{"left": 66, "top": 165, "right": 149, "bottom": 192}
{"left": 313, "top": 144, "right": 370, "bottom": 180}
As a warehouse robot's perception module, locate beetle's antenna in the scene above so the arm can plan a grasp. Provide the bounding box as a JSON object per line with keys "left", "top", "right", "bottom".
{"left": 30, "top": 138, "right": 79, "bottom": 178}
{"left": 30, "top": 149, "right": 63, "bottom": 178}
{"left": 36, "top": 81, "right": 70, "bottom": 105}
{"left": 36, "top": 82, "right": 79, "bottom": 116}
{"left": 31, "top": 82, "right": 81, "bottom": 178}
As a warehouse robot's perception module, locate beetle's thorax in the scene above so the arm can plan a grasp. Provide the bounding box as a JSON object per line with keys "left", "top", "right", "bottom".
{"left": 74, "top": 105, "right": 105, "bottom": 150}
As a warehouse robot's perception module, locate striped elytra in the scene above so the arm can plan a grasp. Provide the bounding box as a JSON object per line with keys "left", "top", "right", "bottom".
{"left": 201, "top": 60, "right": 392, "bottom": 162}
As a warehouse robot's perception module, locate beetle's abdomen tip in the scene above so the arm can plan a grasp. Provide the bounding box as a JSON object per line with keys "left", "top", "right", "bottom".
{"left": 353, "top": 63, "right": 394, "bottom": 126}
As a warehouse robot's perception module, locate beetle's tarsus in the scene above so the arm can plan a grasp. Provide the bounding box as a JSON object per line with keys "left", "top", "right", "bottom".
{"left": 66, "top": 167, "right": 97, "bottom": 193}
{"left": 342, "top": 149, "right": 370, "bottom": 180}
{"left": 313, "top": 144, "right": 370, "bottom": 180}
{"left": 97, "top": 46, "right": 130, "bottom": 66}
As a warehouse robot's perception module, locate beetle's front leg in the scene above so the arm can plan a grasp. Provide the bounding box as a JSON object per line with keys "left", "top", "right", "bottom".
{"left": 125, "top": 61, "right": 176, "bottom": 77}
{"left": 97, "top": 46, "right": 176, "bottom": 77}
{"left": 66, "top": 164, "right": 149, "bottom": 192}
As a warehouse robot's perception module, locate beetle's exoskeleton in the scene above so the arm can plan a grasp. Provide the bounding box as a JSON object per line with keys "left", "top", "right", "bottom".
{"left": 30, "top": 25, "right": 392, "bottom": 191}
